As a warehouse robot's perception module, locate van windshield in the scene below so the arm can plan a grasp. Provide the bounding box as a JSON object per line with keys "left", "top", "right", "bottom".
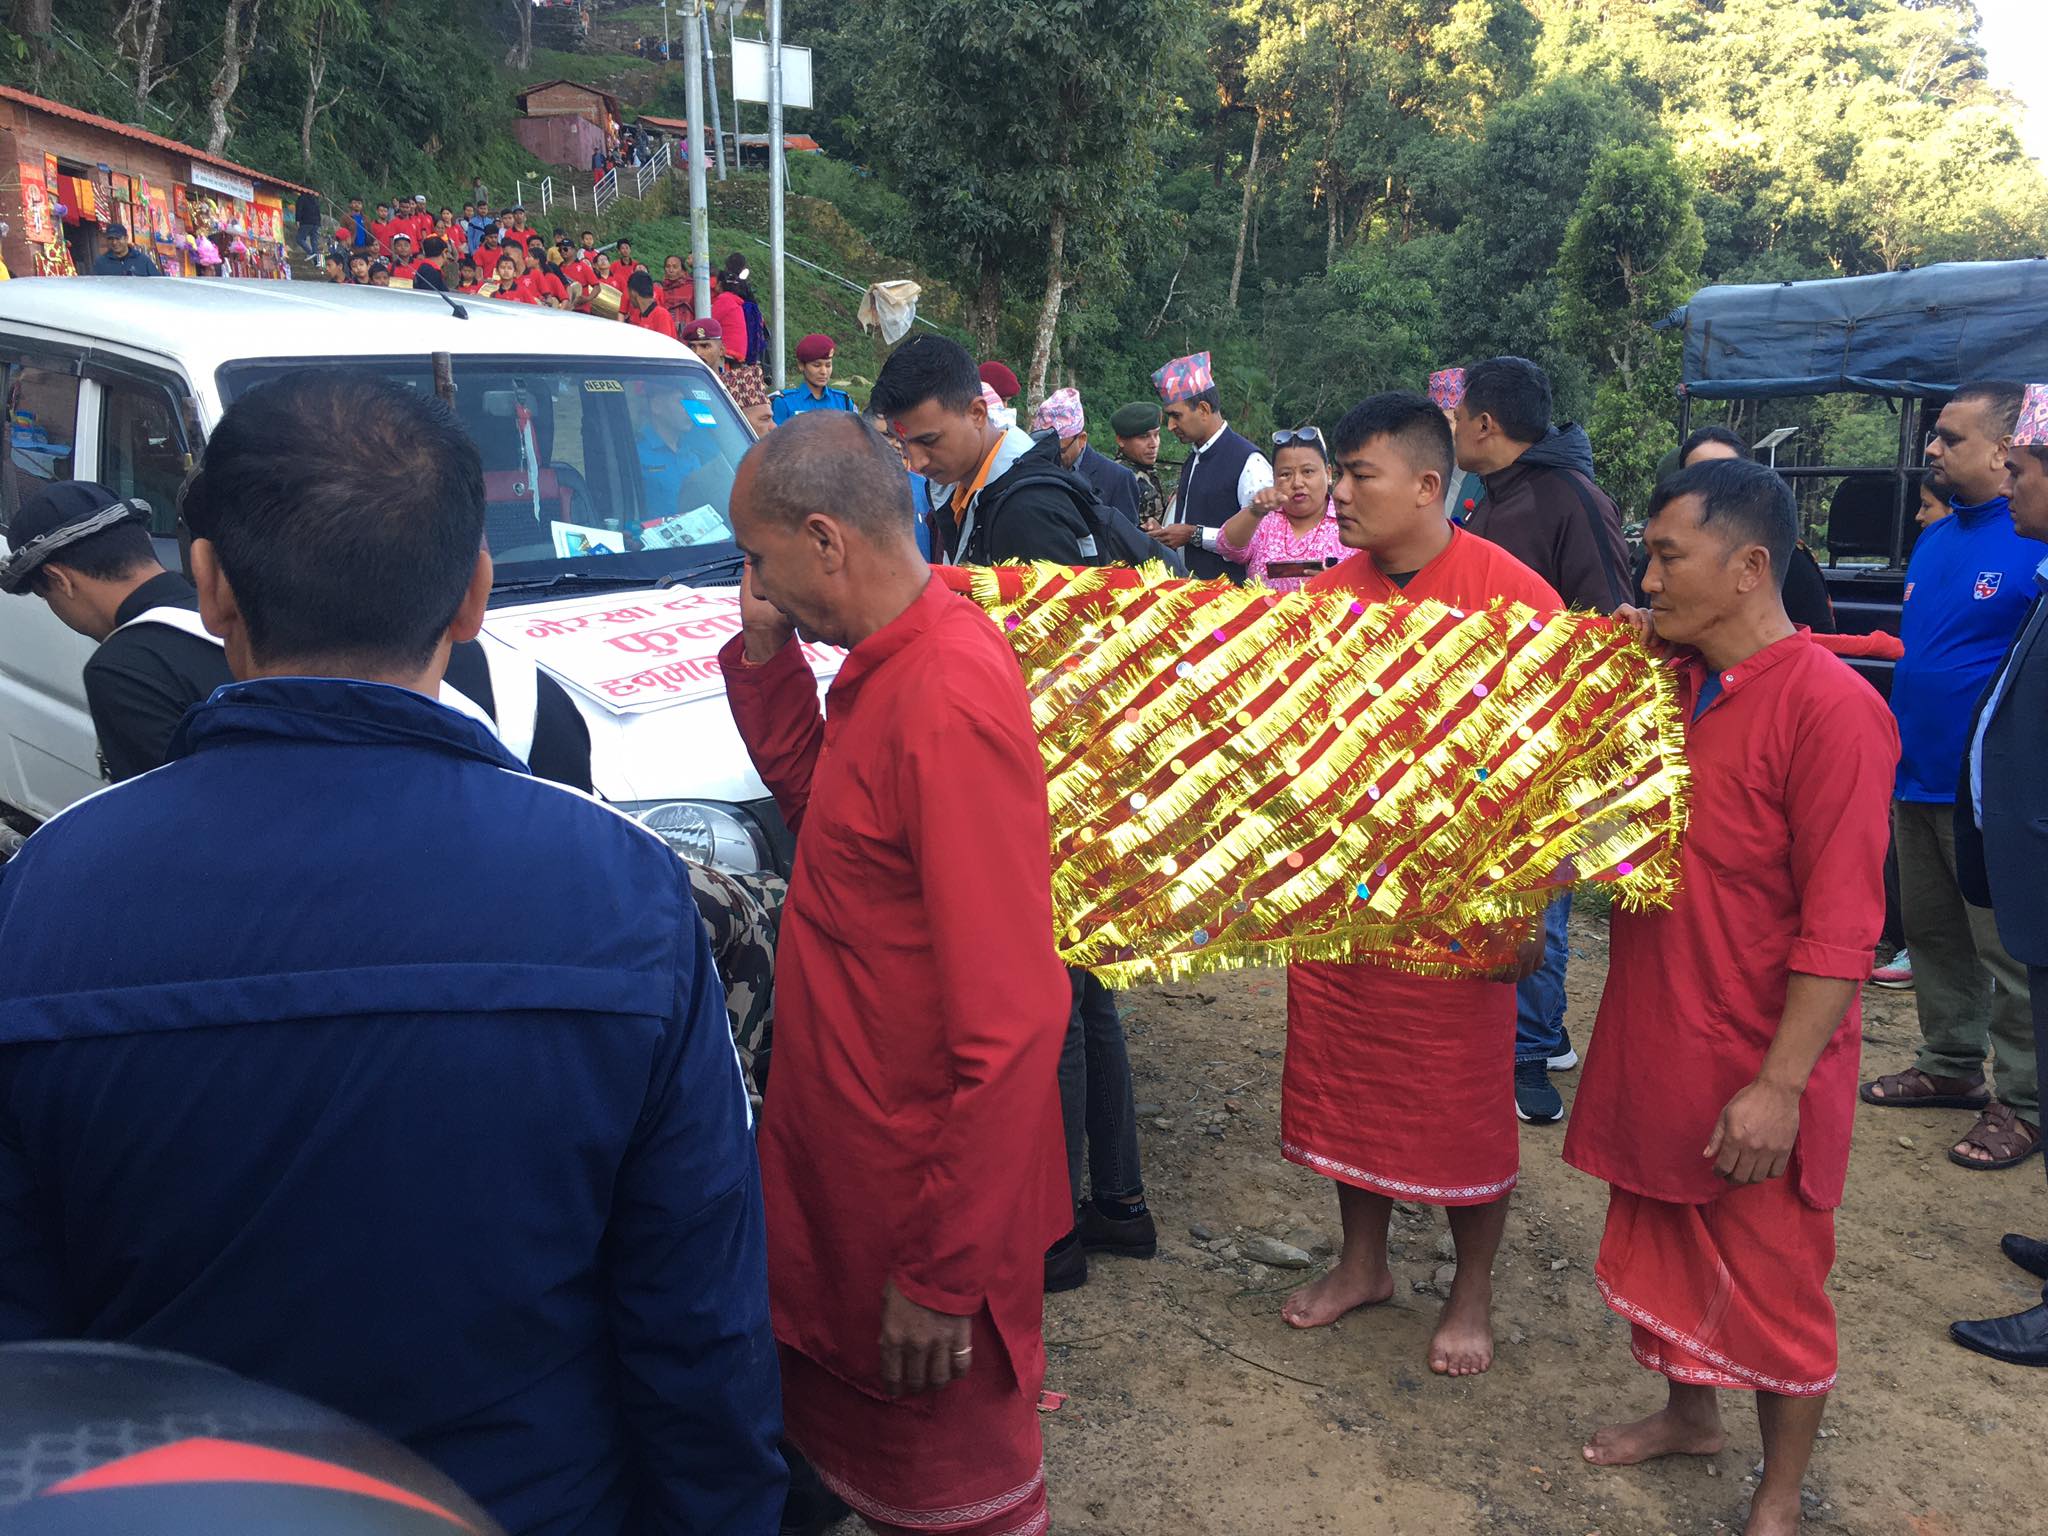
{"left": 216, "top": 356, "right": 751, "bottom": 592}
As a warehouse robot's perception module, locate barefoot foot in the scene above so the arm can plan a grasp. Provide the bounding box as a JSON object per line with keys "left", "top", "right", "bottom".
{"left": 1582, "top": 1406, "right": 1727, "bottom": 1466}
{"left": 1427, "top": 1288, "right": 1495, "bottom": 1376}
{"left": 1281, "top": 1262, "right": 1393, "bottom": 1329}
{"left": 1744, "top": 1484, "right": 1804, "bottom": 1536}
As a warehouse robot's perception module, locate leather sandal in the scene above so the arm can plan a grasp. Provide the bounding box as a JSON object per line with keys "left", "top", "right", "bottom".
{"left": 1947, "top": 1103, "right": 2044, "bottom": 1171}
{"left": 1859, "top": 1066, "right": 1990, "bottom": 1110}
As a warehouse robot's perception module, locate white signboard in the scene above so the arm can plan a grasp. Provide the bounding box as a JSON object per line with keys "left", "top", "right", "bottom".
{"left": 484, "top": 589, "right": 839, "bottom": 715}
{"left": 731, "top": 37, "right": 814, "bottom": 109}
{"left": 189, "top": 162, "right": 256, "bottom": 202}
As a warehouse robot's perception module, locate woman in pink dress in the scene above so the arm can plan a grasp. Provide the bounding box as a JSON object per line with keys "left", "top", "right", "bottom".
{"left": 1214, "top": 426, "right": 1345, "bottom": 591}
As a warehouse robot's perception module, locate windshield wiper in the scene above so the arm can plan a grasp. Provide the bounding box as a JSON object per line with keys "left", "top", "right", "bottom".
{"left": 492, "top": 570, "right": 662, "bottom": 595}
{"left": 491, "top": 553, "right": 748, "bottom": 599}
{"left": 659, "top": 553, "right": 748, "bottom": 588}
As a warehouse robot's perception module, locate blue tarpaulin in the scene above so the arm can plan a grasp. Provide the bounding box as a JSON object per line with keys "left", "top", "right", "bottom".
{"left": 1677, "top": 258, "right": 2048, "bottom": 400}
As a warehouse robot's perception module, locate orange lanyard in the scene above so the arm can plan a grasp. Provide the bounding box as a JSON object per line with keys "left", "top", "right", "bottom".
{"left": 947, "top": 434, "right": 1006, "bottom": 526}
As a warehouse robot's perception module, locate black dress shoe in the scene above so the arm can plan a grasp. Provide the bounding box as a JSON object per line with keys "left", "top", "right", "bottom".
{"left": 1045, "top": 1229, "right": 1088, "bottom": 1293}
{"left": 1078, "top": 1201, "right": 1157, "bottom": 1259}
{"left": 1949, "top": 1301, "right": 2048, "bottom": 1367}
{"left": 779, "top": 1445, "right": 852, "bottom": 1535}
{"left": 2001, "top": 1232, "right": 2048, "bottom": 1281}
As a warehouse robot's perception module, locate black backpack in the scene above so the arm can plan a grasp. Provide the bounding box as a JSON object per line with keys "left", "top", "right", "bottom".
{"left": 975, "top": 463, "right": 1181, "bottom": 570}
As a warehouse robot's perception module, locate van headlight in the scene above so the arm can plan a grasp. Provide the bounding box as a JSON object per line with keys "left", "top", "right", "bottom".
{"left": 624, "top": 800, "right": 770, "bottom": 873}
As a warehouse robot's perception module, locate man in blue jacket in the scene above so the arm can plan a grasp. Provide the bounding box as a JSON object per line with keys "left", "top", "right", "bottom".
{"left": 0, "top": 371, "right": 785, "bottom": 1534}
{"left": 1861, "top": 381, "right": 2039, "bottom": 1174}
{"left": 87, "top": 222, "right": 159, "bottom": 276}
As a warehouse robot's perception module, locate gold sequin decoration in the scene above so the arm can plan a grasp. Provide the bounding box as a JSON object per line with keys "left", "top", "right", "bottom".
{"left": 966, "top": 564, "right": 1688, "bottom": 987}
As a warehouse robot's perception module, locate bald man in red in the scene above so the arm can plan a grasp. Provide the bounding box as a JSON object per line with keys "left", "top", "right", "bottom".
{"left": 722, "top": 412, "right": 1069, "bottom": 1536}
{"left": 1278, "top": 392, "right": 1556, "bottom": 1376}
{"left": 1565, "top": 458, "right": 1896, "bottom": 1536}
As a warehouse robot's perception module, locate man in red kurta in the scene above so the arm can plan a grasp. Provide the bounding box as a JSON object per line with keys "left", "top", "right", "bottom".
{"left": 1564, "top": 458, "right": 1896, "bottom": 1536}
{"left": 721, "top": 412, "right": 1071, "bottom": 1536}
{"left": 1278, "top": 393, "right": 1558, "bottom": 1376}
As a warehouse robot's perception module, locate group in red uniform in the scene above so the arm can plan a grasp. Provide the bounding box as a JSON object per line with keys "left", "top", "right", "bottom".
{"left": 694, "top": 377, "right": 1893, "bottom": 1536}
{"left": 723, "top": 412, "right": 1070, "bottom": 1536}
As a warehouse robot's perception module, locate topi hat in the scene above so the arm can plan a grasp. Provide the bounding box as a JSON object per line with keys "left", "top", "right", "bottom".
{"left": 1032, "top": 387, "right": 1085, "bottom": 440}
{"left": 1152, "top": 352, "right": 1214, "bottom": 405}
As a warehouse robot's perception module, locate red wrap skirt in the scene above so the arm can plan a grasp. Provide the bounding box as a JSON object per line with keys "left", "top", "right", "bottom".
{"left": 1281, "top": 960, "right": 1519, "bottom": 1206}
{"left": 1596, "top": 1181, "right": 1838, "bottom": 1396}
{"left": 779, "top": 1308, "right": 1049, "bottom": 1535}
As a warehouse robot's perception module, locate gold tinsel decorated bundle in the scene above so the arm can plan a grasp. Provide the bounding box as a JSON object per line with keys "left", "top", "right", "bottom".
{"left": 961, "top": 565, "right": 1688, "bottom": 987}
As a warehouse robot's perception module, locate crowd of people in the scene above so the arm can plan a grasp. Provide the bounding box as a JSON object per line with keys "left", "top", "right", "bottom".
{"left": 310, "top": 188, "right": 860, "bottom": 436}
{"left": 0, "top": 303, "right": 2043, "bottom": 1536}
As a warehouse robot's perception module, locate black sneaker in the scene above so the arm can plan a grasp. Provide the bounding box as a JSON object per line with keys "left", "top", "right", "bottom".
{"left": 1044, "top": 1229, "right": 1088, "bottom": 1293}
{"left": 1515, "top": 1059, "right": 1564, "bottom": 1124}
{"left": 1547, "top": 1030, "right": 1579, "bottom": 1072}
{"left": 1078, "top": 1201, "right": 1157, "bottom": 1259}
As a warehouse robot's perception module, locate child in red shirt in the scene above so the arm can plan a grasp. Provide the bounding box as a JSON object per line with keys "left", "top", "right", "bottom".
{"left": 487, "top": 254, "right": 537, "bottom": 303}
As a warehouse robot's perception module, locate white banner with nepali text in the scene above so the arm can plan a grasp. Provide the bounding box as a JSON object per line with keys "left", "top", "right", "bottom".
{"left": 483, "top": 590, "right": 841, "bottom": 715}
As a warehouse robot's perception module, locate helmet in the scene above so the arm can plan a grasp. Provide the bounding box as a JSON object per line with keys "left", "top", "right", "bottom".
{"left": 0, "top": 1342, "right": 504, "bottom": 1534}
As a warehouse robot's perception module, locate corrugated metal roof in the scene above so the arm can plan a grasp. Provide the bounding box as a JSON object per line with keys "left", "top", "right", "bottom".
{"left": 635, "top": 116, "right": 820, "bottom": 153}
{"left": 0, "top": 84, "right": 315, "bottom": 198}
{"left": 513, "top": 79, "right": 622, "bottom": 112}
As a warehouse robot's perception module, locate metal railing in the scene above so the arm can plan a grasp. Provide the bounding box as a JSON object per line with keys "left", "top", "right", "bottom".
{"left": 512, "top": 141, "right": 666, "bottom": 229}
{"left": 631, "top": 141, "right": 673, "bottom": 199}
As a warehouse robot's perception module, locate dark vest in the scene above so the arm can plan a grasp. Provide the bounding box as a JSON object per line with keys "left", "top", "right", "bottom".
{"left": 1960, "top": 587, "right": 2048, "bottom": 963}
{"left": 1172, "top": 426, "right": 1258, "bottom": 581}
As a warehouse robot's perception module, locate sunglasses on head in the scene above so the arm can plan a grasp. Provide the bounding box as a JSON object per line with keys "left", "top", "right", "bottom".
{"left": 1272, "top": 427, "right": 1326, "bottom": 448}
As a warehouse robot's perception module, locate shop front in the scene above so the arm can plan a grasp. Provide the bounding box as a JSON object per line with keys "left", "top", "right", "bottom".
{"left": 0, "top": 84, "right": 308, "bottom": 281}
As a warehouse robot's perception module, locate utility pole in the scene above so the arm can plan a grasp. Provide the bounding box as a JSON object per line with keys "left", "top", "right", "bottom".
{"left": 702, "top": 5, "right": 727, "bottom": 182}
{"left": 683, "top": 0, "right": 711, "bottom": 319}
{"left": 768, "top": 0, "right": 786, "bottom": 389}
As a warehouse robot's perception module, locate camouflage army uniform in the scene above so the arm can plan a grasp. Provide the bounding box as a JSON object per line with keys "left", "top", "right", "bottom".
{"left": 684, "top": 860, "right": 786, "bottom": 1104}
{"left": 1118, "top": 452, "right": 1167, "bottom": 527}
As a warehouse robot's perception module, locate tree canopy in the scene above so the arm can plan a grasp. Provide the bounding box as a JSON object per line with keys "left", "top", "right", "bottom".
{"left": 787, "top": 0, "right": 2047, "bottom": 509}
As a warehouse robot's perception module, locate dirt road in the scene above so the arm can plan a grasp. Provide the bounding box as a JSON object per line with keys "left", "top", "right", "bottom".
{"left": 1038, "top": 911, "right": 2043, "bottom": 1535}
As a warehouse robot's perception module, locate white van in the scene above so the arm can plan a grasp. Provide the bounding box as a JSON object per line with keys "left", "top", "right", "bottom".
{"left": 0, "top": 277, "right": 832, "bottom": 875}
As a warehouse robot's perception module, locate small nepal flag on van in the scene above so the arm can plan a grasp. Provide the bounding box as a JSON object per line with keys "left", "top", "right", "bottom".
{"left": 1974, "top": 570, "right": 2003, "bottom": 601}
